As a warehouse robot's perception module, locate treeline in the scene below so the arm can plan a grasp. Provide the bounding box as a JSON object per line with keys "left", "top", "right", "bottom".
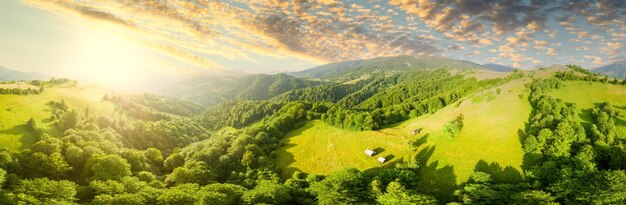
{"left": 0, "top": 77, "right": 74, "bottom": 95}
{"left": 555, "top": 64, "right": 626, "bottom": 85}
{"left": 0, "top": 87, "right": 42, "bottom": 95}
{"left": 48, "top": 77, "right": 72, "bottom": 85}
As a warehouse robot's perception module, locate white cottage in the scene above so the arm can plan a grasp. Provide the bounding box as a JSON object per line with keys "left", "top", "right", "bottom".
{"left": 364, "top": 149, "right": 376, "bottom": 157}
{"left": 378, "top": 156, "right": 386, "bottom": 163}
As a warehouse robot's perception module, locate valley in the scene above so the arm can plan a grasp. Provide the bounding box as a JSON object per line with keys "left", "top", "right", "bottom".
{"left": 1, "top": 57, "right": 626, "bottom": 204}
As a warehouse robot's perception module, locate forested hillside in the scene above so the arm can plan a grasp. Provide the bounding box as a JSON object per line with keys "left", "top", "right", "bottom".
{"left": 161, "top": 73, "right": 320, "bottom": 106}
{"left": 1, "top": 61, "right": 626, "bottom": 205}
{"left": 289, "top": 55, "right": 485, "bottom": 78}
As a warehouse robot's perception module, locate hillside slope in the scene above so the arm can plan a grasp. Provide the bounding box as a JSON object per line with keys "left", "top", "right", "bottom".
{"left": 483, "top": 63, "right": 516, "bottom": 72}
{"left": 275, "top": 77, "right": 530, "bottom": 184}
{"left": 161, "top": 73, "right": 320, "bottom": 105}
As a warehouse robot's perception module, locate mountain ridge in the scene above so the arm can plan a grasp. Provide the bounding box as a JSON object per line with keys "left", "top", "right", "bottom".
{"left": 593, "top": 60, "right": 626, "bottom": 78}
{"left": 289, "top": 55, "right": 486, "bottom": 78}
{"left": 0, "top": 66, "right": 50, "bottom": 81}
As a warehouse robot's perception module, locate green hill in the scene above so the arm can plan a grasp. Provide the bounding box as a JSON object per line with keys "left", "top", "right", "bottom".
{"left": 274, "top": 77, "right": 530, "bottom": 186}
{"left": 273, "top": 66, "right": 626, "bottom": 200}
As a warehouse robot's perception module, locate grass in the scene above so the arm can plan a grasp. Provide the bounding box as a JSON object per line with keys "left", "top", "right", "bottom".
{"left": 403, "top": 79, "right": 529, "bottom": 183}
{"left": 273, "top": 120, "right": 412, "bottom": 178}
{"left": 0, "top": 83, "right": 115, "bottom": 152}
{"left": 550, "top": 81, "right": 626, "bottom": 136}
{"left": 274, "top": 79, "right": 531, "bottom": 201}
{"left": 274, "top": 78, "right": 530, "bottom": 182}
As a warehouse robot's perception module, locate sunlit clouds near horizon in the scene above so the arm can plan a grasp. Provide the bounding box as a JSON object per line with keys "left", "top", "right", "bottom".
{"left": 2, "top": 0, "right": 625, "bottom": 85}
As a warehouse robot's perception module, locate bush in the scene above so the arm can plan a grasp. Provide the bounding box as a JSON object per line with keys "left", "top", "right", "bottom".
{"left": 444, "top": 114, "right": 464, "bottom": 137}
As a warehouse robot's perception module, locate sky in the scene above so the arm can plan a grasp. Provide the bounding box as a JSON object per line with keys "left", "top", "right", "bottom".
{"left": 0, "top": 0, "right": 625, "bottom": 89}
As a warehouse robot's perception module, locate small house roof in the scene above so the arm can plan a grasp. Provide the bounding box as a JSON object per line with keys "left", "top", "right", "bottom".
{"left": 377, "top": 156, "right": 386, "bottom": 163}
{"left": 365, "top": 149, "right": 376, "bottom": 156}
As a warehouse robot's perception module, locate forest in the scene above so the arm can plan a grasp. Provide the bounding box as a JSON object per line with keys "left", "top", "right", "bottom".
{"left": 0, "top": 67, "right": 625, "bottom": 205}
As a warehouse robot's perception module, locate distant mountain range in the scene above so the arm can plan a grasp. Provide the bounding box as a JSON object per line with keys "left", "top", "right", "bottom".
{"left": 593, "top": 61, "right": 626, "bottom": 78}
{"left": 0, "top": 66, "right": 49, "bottom": 81}
{"left": 161, "top": 73, "right": 320, "bottom": 105}
{"left": 482, "top": 63, "right": 516, "bottom": 72}
{"left": 163, "top": 55, "right": 495, "bottom": 105}
{"left": 289, "top": 55, "right": 485, "bottom": 78}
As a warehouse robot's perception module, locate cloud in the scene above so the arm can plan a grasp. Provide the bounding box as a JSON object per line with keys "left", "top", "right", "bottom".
{"left": 23, "top": 0, "right": 135, "bottom": 28}
{"left": 584, "top": 55, "right": 604, "bottom": 66}
{"left": 19, "top": 0, "right": 626, "bottom": 72}
{"left": 605, "top": 42, "right": 624, "bottom": 56}
{"left": 546, "top": 48, "right": 558, "bottom": 56}
{"left": 466, "top": 49, "right": 480, "bottom": 57}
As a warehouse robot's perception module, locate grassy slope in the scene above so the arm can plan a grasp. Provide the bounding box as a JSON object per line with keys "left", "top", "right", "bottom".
{"left": 550, "top": 81, "right": 626, "bottom": 136}
{"left": 274, "top": 79, "right": 531, "bottom": 187}
{"left": 274, "top": 120, "right": 412, "bottom": 177}
{"left": 404, "top": 79, "right": 529, "bottom": 181}
{"left": 0, "top": 84, "right": 115, "bottom": 152}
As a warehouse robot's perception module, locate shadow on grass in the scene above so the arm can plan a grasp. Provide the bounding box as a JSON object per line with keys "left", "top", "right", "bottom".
{"left": 365, "top": 144, "right": 458, "bottom": 203}
{"left": 0, "top": 124, "right": 38, "bottom": 149}
{"left": 272, "top": 121, "right": 316, "bottom": 179}
{"left": 413, "top": 146, "right": 458, "bottom": 202}
{"left": 384, "top": 154, "right": 395, "bottom": 161}
{"left": 373, "top": 147, "right": 386, "bottom": 155}
{"left": 410, "top": 134, "right": 429, "bottom": 150}
{"left": 473, "top": 160, "right": 523, "bottom": 184}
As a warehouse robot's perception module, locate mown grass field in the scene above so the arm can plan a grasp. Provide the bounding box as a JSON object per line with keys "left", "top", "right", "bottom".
{"left": 274, "top": 78, "right": 530, "bottom": 188}
{"left": 550, "top": 81, "right": 626, "bottom": 136}
{"left": 0, "top": 83, "right": 115, "bottom": 152}
{"left": 273, "top": 120, "right": 412, "bottom": 178}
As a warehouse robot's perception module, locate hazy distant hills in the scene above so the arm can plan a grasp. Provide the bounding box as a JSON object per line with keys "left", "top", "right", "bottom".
{"left": 289, "top": 55, "right": 485, "bottom": 78}
{"left": 0, "top": 66, "right": 49, "bottom": 81}
{"left": 161, "top": 73, "right": 320, "bottom": 105}
{"left": 482, "top": 63, "right": 516, "bottom": 72}
{"left": 593, "top": 61, "right": 626, "bottom": 78}
{"left": 164, "top": 55, "right": 496, "bottom": 105}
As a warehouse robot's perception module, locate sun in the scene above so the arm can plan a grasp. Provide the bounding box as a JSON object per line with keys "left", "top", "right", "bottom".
{"left": 68, "top": 25, "right": 154, "bottom": 90}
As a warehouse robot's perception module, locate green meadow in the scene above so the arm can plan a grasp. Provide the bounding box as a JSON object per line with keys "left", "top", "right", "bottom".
{"left": 275, "top": 78, "right": 531, "bottom": 198}
{"left": 273, "top": 120, "right": 412, "bottom": 177}
{"left": 0, "top": 84, "right": 114, "bottom": 152}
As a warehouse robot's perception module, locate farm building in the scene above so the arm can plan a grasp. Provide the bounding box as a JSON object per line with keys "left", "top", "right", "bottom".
{"left": 378, "top": 156, "right": 386, "bottom": 163}
{"left": 410, "top": 128, "right": 422, "bottom": 135}
{"left": 364, "top": 149, "right": 376, "bottom": 157}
